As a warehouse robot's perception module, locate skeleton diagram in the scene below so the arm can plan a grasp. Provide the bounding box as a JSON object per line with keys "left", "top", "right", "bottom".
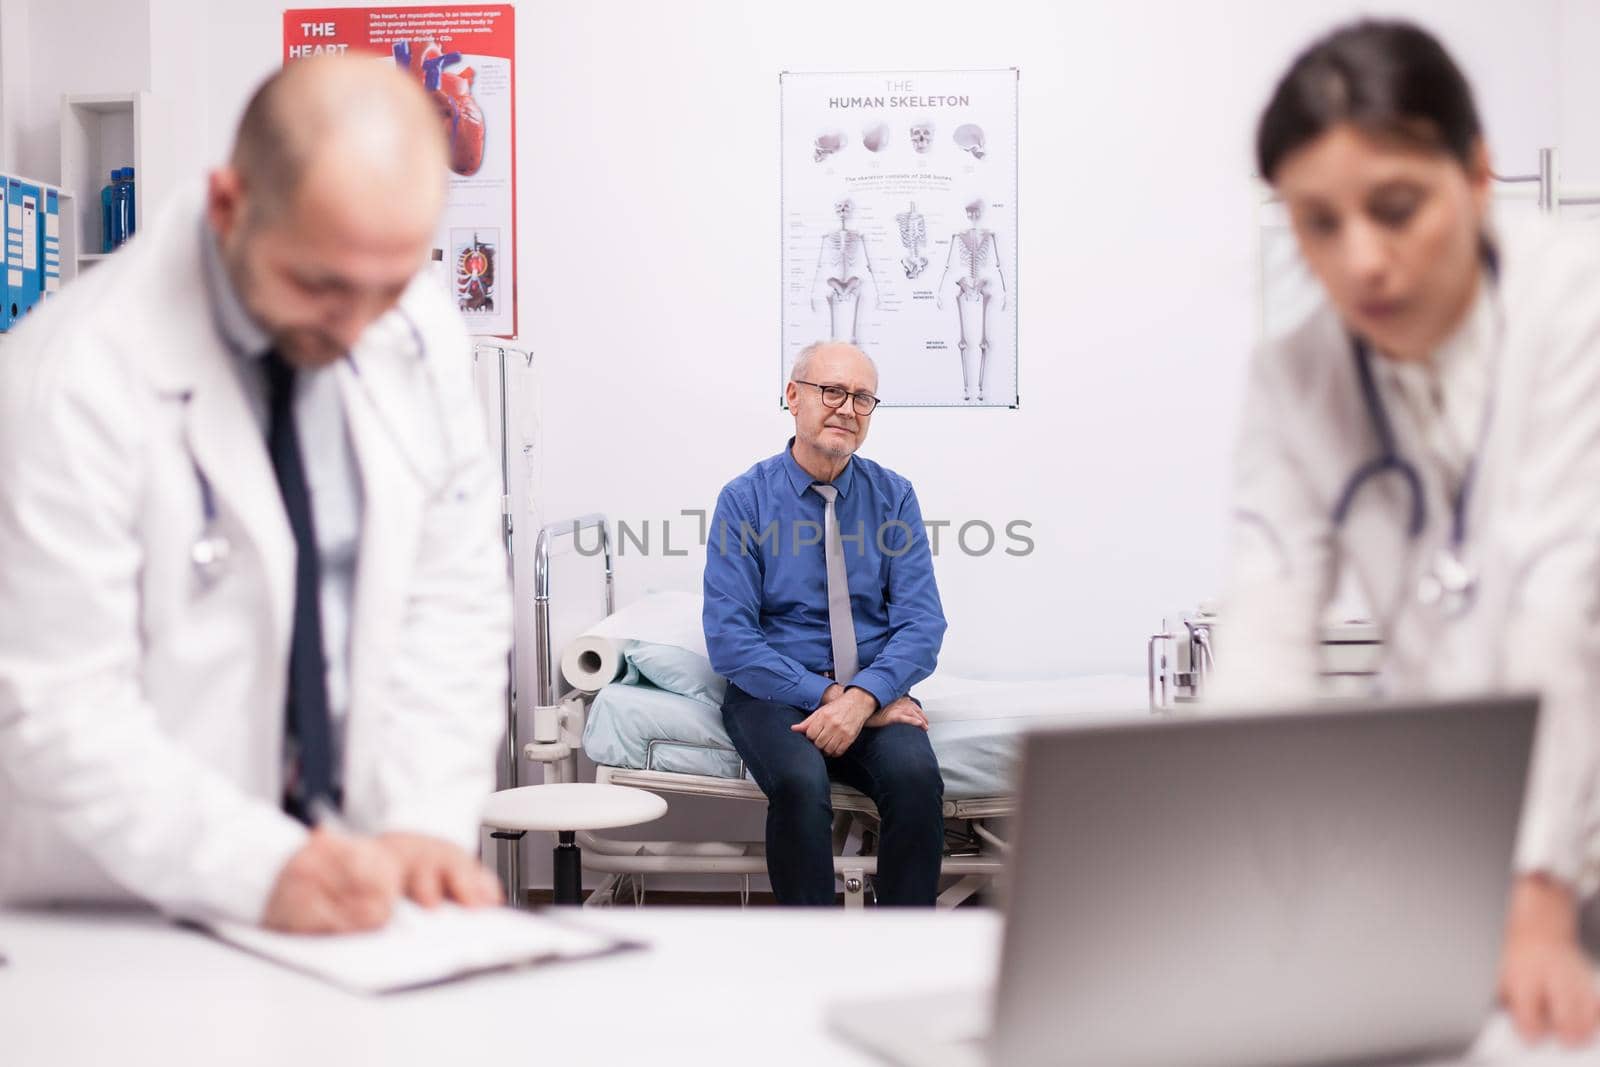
{"left": 810, "top": 198, "right": 881, "bottom": 344}
{"left": 896, "top": 202, "right": 928, "bottom": 279}
{"left": 937, "top": 198, "right": 1007, "bottom": 402}
{"left": 954, "top": 123, "right": 987, "bottom": 159}
{"left": 909, "top": 121, "right": 935, "bottom": 154}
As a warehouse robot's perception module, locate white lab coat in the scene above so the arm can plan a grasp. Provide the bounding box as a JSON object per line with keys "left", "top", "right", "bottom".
{"left": 1215, "top": 215, "right": 1600, "bottom": 890}
{"left": 0, "top": 192, "right": 513, "bottom": 923}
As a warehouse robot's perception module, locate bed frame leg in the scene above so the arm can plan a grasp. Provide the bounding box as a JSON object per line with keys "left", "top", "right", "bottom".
{"left": 843, "top": 866, "right": 866, "bottom": 909}
{"left": 936, "top": 873, "right": 988, "bottom": 909}
{"left": 586, "top": 873, "right": 620, "bottom": 908}
{"left": 832, "top": 812, "right": 854, "bottom": 855}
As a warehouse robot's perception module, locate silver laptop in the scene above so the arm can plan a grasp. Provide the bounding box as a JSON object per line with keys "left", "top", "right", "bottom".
{"left": 831, "top": 695, "right": 1537, "bottom": 1067}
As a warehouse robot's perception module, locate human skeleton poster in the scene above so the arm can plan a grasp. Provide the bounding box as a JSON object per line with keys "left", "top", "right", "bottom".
{"left": 780, "top": 69, "right": 1018, "bottom": 407}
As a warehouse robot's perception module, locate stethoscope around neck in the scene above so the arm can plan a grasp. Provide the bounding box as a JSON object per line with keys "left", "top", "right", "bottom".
{"left": 189, "top": 458, "right": 231, "bottom": 585}
{"left": 1328, "top": 242, "right": 1500, "bottom": 618}
{"left": 184, "top": 307, "right": 458, "bottom": 588}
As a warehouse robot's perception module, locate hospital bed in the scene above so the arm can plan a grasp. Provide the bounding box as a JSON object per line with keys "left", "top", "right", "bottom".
{"left": 517, "top": 515, "right": 1149, "bottom": 908}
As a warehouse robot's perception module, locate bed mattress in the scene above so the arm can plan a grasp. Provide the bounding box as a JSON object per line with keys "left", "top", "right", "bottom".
{"left": 584, "top": 673, "right": 1148, "bottom": 800}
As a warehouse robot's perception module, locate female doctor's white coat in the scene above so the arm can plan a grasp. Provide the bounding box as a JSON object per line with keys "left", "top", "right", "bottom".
{"left": 1217, "top": 216, "right": 1600, "bottom": 891}
{"left": 0, "top": 190, "right": 512, "bottom": 923}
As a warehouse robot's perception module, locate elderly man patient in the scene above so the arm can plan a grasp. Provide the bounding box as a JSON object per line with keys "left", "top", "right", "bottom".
{"left": 703, "top": 341, "right": 948, "bottom": 906}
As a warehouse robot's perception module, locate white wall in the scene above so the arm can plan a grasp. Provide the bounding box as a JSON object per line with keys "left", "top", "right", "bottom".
{"left": 10, "top": 0, "right": 1595, "bottom": 887}
{"left": 0, "top": 0, "right": 29, "bottom": 169}
{"left": 186, "top": 0, "right": 1576, "bottom": 681}
{"left": 1558, "top": 0, "right": 1600, "bottom": 185}
{"left": 515, "top": 0, "right": 1563, "bottom": 679}
{"left": 2, "top": 0, "right": 151, "bottom": 182}
{"left": 11, "top": 0, "right": 1588, "bottom": 666}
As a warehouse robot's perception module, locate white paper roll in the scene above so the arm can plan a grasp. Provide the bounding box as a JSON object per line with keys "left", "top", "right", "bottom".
{"left": 560, "top": 635, "right": 627, "bottom": 693}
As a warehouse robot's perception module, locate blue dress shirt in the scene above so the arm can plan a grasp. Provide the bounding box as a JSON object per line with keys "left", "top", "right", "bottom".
{"left": 703, "top": 440, "right": 947, "bottom": 711}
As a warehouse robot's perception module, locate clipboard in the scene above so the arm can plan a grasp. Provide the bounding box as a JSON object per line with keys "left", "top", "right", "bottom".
{"left": 199, "top": 901, "right": 642, "bottom": 994}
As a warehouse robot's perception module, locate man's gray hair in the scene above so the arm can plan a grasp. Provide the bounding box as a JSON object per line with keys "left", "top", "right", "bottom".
{"left": 791, "top": 340, "right": 878, "bottom": 383}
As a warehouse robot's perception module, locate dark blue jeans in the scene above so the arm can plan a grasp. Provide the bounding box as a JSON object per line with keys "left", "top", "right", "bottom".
{"left": 721, "top": 683, "right": 945, "bottom": 906}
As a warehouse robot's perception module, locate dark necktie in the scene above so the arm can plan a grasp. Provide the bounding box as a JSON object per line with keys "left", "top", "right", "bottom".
{"left": 262, "top": 349, "right": 336, "bottom": 823}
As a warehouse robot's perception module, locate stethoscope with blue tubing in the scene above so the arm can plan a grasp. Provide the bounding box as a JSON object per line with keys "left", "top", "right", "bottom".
{"left": 1329, "top": 243, "right": 1501, "bottom": 619}
{"left": 186, "top": 308, "right": 461, "bottom": 587}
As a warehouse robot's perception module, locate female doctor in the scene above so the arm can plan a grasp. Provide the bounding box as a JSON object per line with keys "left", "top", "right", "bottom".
{"left": 1218, "top": 20, "right": 1600, "bottom": 1045}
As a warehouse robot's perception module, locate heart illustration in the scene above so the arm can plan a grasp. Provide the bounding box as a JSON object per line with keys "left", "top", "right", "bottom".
{"left": 392, "top": 39, "right": 487, "bottom": 176}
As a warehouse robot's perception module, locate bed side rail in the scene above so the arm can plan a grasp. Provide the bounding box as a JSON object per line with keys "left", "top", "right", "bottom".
{"left": 533, "top": 513, "right": 613, "bottom": 714}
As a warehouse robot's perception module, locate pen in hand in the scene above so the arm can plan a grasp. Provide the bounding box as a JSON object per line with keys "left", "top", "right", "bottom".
{"left": 309, "top": 796, "right": 349, "bottom": 835}
{"left": 310, "top": 798, "right": 402, "bottom": 929}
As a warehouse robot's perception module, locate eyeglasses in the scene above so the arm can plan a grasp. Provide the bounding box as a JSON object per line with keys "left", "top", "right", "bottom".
{"left": 793, "top": 380, "right": 880, "bottom": 415}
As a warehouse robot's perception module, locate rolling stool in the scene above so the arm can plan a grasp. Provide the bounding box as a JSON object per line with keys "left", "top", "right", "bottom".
{"left": 483, "top": 783, "right": 668, "bottom": 906}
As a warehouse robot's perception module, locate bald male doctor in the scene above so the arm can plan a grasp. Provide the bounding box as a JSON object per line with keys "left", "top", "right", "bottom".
{"left": 0, "top": 58, "right": 511, "bottom": 931}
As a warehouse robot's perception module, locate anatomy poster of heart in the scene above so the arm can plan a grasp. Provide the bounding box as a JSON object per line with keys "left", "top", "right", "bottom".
{"left": 284, "top": 6, "right": 518, "bottom": 337}
{"left": 780, "top": 69, "right": 1018, "bottom": 408}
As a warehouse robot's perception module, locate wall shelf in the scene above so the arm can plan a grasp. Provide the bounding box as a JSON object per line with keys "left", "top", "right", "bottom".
{"left": 57, "top": 188, "right": 77, "bottom": 286}
{"left": 59, "top": 91, "right": 166, "bottom": 269}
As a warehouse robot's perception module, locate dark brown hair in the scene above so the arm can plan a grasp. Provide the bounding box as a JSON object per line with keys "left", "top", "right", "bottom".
{"left": 1256, "top": 19, "right": 1483, "bottom": 182}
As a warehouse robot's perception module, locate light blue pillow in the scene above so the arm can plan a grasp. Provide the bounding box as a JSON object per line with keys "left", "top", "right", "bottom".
{"left": 623, "top": 640, "right": 728, "bottom": 707}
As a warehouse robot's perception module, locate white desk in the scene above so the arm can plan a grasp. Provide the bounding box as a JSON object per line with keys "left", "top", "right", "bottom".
{"left": 0, "top": 906, "right": 1590, "bottom": 1066}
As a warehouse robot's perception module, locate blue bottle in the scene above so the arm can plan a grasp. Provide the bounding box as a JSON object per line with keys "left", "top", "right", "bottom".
{"left": 100, "top": 169, "right": 118, "bottom": 253}
{"left": 120, "top": 167, "right": 136, "bottom": 241}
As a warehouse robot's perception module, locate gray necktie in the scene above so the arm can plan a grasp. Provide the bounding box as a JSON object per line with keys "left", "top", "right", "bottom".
{"left": 810, "top": 483, "right": 858, "bottom": 684}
